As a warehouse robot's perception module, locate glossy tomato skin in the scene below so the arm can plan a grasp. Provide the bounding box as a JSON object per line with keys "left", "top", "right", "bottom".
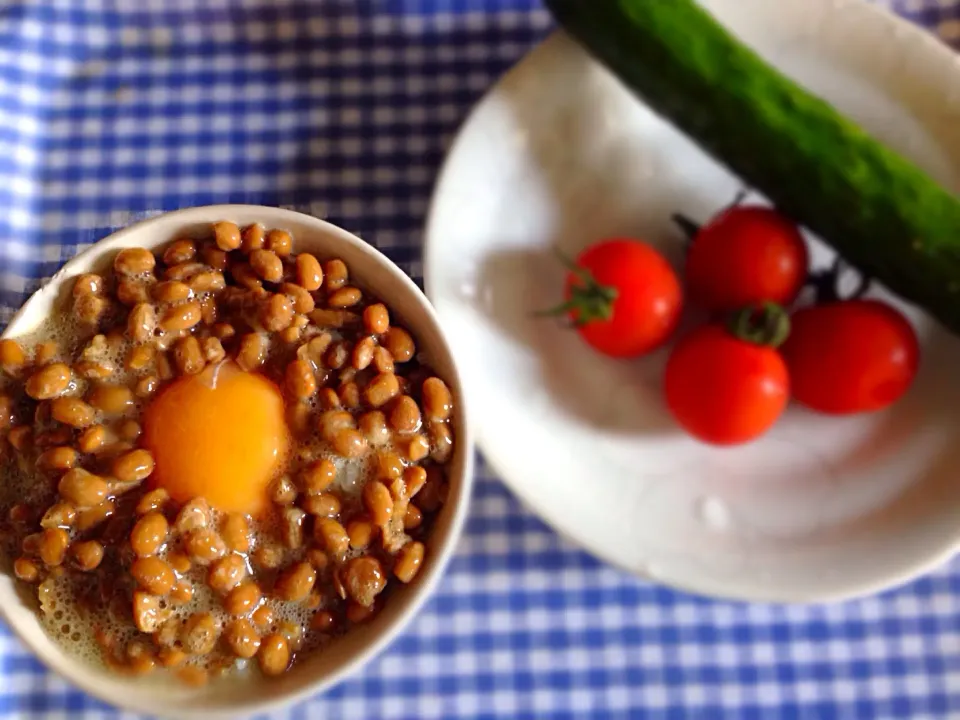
{"left": 782, "top": 299, "right": 919, "bottom": 414}
{"left": 686, "top": 206, "right": 809, "bottom": 312}
{"left": 568, "top": 239, "right": 683, "bottom": 358}
{"left": 664, "top": 325, "right": 790, "bottom": 445}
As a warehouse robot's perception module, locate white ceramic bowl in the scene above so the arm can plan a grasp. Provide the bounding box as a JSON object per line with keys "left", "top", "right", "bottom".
{"left": 0, "top": 205, "right": 474, "bottom": 718}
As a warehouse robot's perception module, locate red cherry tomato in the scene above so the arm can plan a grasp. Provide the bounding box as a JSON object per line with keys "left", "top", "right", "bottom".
{"left": 686, "top": 206, "right": 809, "bottom": 312}
{"left": 556, "top": 238, "right": 683, "bottom": 358}
{"left": 781, "top": 299, "right": 920, "bottom": 414}
{"left": 664, "top": 311, "right": 790, "bottom": 445}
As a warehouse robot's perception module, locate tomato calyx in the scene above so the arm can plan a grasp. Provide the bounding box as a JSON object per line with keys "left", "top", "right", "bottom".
{"left": 671, "top": 212, "right": 700, "bottom": 243}
{"left": 728, "top": 302, "right": 791, "bottom": 348}
{"left": 806, "top": 256, "right": 872, "bottom": 304}
{"left": 672, "top": 189, "right": 750, "bottom": 244}
{"left": 538, "top": 249, "right": 619, "bottom": 327}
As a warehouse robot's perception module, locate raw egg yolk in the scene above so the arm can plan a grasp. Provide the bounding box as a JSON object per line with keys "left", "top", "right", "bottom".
{"left": 142, "top": 361, "right": 289, "bottom": 516}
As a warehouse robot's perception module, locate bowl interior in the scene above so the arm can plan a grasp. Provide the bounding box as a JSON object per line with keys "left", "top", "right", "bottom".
{"left": 0, "top": 205, "right": 473, "bottom": 718}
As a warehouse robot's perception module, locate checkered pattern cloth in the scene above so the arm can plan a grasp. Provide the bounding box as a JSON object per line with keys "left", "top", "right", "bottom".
{"left": 2, "top": 0, "right": 960, "bottom": 718}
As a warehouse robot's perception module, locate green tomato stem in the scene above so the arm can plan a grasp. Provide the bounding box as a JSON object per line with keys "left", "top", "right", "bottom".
{"left": 728, "top": 302, "right": 791, "bottom": 348}
{"left": 535, "top": 248, "right": 620, "bottom": 327}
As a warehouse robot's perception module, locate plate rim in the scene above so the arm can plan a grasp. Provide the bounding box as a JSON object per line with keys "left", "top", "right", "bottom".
{"left": 423, "top": 2, "right": 960, "bottom": 602}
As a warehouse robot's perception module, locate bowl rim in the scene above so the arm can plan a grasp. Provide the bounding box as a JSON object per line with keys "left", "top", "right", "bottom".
{"left": 0, "top": 204, "right": 475, "bottom": 718}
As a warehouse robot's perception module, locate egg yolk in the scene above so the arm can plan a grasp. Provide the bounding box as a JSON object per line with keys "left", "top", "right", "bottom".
{"left": 142, "top": 361, "right": 289, "bottom": 516}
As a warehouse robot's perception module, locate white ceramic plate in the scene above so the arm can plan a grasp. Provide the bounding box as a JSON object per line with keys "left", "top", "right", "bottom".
{"left": 424, "top": 0, "right": 960, "bottom": 602}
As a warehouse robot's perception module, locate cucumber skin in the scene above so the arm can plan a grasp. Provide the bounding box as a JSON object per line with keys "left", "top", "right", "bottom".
{"left": 545, "top": 0, "right": 960, "bottom": 333}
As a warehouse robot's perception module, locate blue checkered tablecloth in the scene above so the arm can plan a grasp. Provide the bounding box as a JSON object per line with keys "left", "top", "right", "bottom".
{"left": 3, "top": 0, "right": 960, "bottom": 718}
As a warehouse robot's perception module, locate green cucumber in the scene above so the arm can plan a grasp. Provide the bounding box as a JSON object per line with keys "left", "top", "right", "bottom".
{"left": 545, "top": 0, "right": 960, "bottom": 333}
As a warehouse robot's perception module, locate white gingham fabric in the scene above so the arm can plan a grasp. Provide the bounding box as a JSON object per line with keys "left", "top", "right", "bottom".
{"left": 2, "top": 1, "right": 960, "bottom": 718}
